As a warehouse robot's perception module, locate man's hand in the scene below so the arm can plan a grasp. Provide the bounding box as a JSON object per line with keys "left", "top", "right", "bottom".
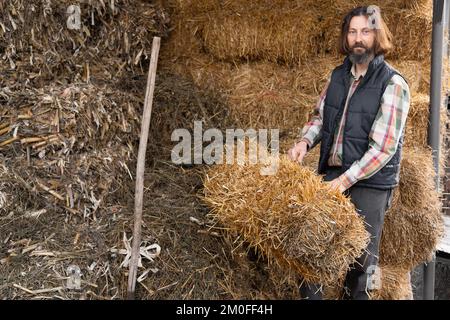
{"left": 288, "top": 141, "right": 308, "bottom": 163}
{"left": 328, "top": 177, "right": 347, "bottom": 193}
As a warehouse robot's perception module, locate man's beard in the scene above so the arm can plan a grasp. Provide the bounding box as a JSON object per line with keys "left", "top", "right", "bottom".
{"left": 348, "top": 43, "right": 374, "bottom": 64}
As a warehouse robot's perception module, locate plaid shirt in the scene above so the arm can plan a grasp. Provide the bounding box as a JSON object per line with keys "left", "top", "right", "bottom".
{"left": 300, "top": 64, "right": 410, "bottom": 190}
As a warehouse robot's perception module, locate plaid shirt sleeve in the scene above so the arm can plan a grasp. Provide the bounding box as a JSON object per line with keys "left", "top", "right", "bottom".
{"left": 299, "top": 78, "right": 330, "bottom": 148}
{"left": 338, "top": 75, "right": 411, "bottom": 190}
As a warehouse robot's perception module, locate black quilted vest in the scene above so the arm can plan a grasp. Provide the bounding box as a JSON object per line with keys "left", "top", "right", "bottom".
{"left": 318, "top": 54, "right": 405, "bottom": 190}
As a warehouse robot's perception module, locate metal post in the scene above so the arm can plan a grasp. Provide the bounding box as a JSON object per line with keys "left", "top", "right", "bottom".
{"left": 425, "top": 0, "right": 446, "bottom": 301}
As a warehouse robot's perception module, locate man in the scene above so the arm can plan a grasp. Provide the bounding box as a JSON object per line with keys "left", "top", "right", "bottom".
{"left": 288, "top": 6, "right": 410, "bottom": 300}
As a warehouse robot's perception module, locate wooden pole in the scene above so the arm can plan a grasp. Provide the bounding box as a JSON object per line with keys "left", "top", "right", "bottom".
{"left": 127, "top": 36, "right": 161, "bottom": 300}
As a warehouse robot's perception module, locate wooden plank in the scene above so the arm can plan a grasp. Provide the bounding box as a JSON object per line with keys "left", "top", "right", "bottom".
{"left": 127, "top": 36, "right": 161, "bottom": 300}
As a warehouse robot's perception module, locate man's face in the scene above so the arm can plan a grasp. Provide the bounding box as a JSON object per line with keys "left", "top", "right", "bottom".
{"left": 347, "top": 15, "right": 376, "bottom": 64}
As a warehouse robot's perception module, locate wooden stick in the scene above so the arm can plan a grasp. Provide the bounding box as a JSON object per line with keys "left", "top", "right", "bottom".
{"left": 26, "top": 146, "right": 31, "bottom": 166}
{"left": 21, "top": 135, "right": 57, "bottom": 144}
{"left": 31, "top": 136, "right": 59, "bottom": 149}
{"left": 0, "top": 126, "right": 10, "bottom": 136}
{"left": 36, "top": 181, "right": 65, "bottom": 201}
{"left": 0, "top": 136, "right": 19, "bottom": 147}
{"left": 17, "top": 113, "right": 32, "bottom": 120}
{"left": 13, "top": 284, "right": 63, "bottom": 295}
{"left": 127, "top": 36, "right": 161, "bottom": 300}
{"left": 21, "top": 137, "right": 44, "bottom": 144}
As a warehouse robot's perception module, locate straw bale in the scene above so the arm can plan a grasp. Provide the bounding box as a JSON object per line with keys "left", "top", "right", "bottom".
{"left": 162, "top": 56, "right": 318, "bottom": 131}
{"left": 379, "top": 147, "right": 444, "bottom": 269}
{"left": 222, "top": 62, "right": 318, "bottom": 130}
{"left": 204, "top": 152, "right": 370, "bottom": 286}
{"left": 403, "top": 93, "right": 448, "bottom": 151}
{"left": 166, "top": 0, "right": 432, "bottom": 64}
{"left": 390, "top": 59, "right": 430, "bottom": 94}
{"left": 200, "top": 8, "right": 323, "bottom": 65}
{"left": 292, "top": 56, "right": 342, "bottom": 96}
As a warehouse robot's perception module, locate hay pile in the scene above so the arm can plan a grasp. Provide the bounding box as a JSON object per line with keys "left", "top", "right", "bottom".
{"left": 163, "top": 56, "right": 320, "bottom": 131}
{"left": 0, "top": 69, "right": 233, "bottom": 216}
{"left": 204, "top": 152, "right": 369, "bottom": 286}
{"left": 0, "top": 0, "right": 170, "bottom": 84}
{"left": 0, "top": 81, "right": 140, "bottom": 217}
{"left": 0, "top": 0, "right": 241, "bottom": 296}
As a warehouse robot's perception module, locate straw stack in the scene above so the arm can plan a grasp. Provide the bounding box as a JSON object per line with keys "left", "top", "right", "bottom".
{"left": 167, "top": 0, "right": 433, "bottom": 64}
{"left": 204, "top": 151, "right": 369, "bottom": 286}
{"left": 164, "top": 0, "right": 442, "bottom": 299}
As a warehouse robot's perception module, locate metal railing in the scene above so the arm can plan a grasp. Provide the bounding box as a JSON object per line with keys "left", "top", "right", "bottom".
{"left": 424, "top": 0, "right": 449, "bottom": 300}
